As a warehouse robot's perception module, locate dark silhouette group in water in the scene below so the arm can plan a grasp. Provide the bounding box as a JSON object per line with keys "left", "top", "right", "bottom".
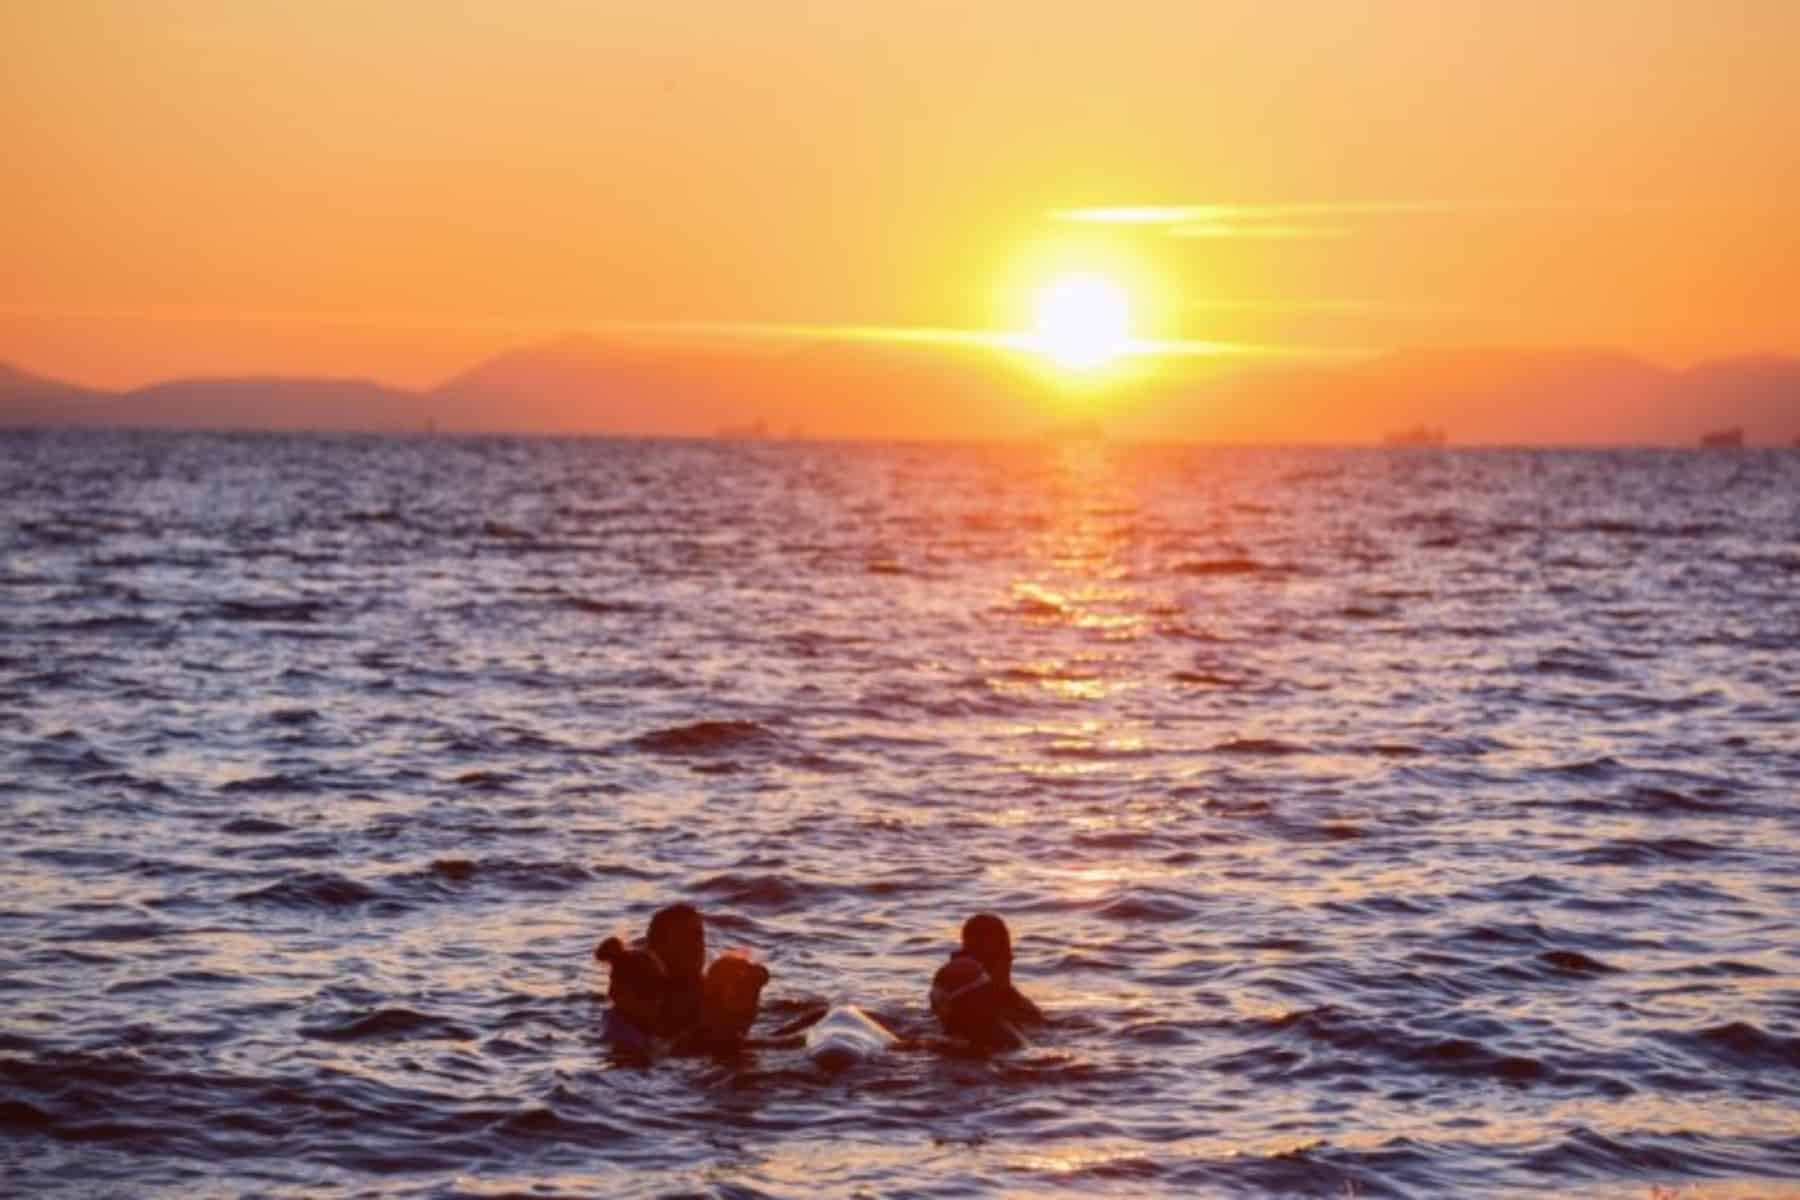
{"left": 594, "top": 904, "right": 1042, "bottom": 1062}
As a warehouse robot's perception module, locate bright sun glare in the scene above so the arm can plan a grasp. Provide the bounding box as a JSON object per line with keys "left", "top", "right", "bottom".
{"left": 1030, "top": 275, "right": 1133, "bottom": 370}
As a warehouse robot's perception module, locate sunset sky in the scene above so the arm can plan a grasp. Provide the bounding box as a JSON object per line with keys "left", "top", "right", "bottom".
{"left": 6, "top": 0, "right": 1798, "bottom": 393}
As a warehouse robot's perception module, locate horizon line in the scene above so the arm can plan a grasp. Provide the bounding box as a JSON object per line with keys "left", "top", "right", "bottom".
{"left": 2, "top": 316, "right": 1367, "bottom": 394}
{"left": 3, "top": 326, "right": 1797, "bottom": 396}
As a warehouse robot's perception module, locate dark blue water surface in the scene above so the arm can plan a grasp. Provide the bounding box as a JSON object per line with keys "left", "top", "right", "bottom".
{"left": 2, "top": 429, "right": 1798, "bottom": 1198}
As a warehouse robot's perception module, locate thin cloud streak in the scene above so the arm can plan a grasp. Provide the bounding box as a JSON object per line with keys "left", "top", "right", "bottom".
{"left": 2, "top": 305, "right": 1351, "bottom": 364}
{"left": 1052, "top": 202, "right": 1443, "bottom": 240}
{"left": 1169, "top": 222, "right": 1347, "bottom": 239}
{"left": 572, "top": 319, "right": 1345, "bottom": 361}
{"left": 1053, "top": 202, "right": 1438, "bottom": 225}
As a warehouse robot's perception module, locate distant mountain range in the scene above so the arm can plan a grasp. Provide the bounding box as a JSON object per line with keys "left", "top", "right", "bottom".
{"left": 4, "top": 339, "right": 1798, "bottom": 445}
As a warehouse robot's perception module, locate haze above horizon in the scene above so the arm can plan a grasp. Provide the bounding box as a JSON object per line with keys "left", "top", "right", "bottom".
{"left": 7, "top": 1, "right": 1798, "bottom": 432}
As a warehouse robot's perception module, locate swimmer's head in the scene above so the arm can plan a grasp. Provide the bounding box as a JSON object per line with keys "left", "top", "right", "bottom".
{"left": 595, "top": 935, "right": 669, "bottom": 1034}
{"left": 647, "top": 903, "right": 706, "bottom": 982}
{"left": 961, "top": 913, "right": 1013, "bottom": 984}
{"left": 699, "top": 949, "right": 770, "bottom": 1044}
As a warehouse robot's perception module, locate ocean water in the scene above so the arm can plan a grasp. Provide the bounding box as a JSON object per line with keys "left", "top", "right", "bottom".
{"left": 2, "top": 428, "right": 1798, "bottom": 1199}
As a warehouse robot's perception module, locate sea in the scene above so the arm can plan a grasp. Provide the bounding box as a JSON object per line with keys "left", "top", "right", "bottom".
{"left": 2, "top": 428, "right": 1797, "bottom": 1199}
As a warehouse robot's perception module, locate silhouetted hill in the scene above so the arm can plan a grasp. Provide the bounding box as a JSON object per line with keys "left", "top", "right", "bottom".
{"left": 2, "top": 369, "right": 423, "bottom": 432}
{"left": 4, "top": 345, "right": 1799, "bottom": 444}
{"left": 1122, "top": 347, "right": 1798, "bottom": 445}
{"left": 440, "top": 339, "right": 1800, "bottom": 445}
{"left": 430, "top": 333, "right": 1049, "bottom": 439}
{"left": 0, "top": 363, "right": 112, "bottom": 426}
{"left": 1678, "top": 356, "right": 1800, "bottom": 441}
{"left": 120, "top": 377, "right": 423, "bottom": 433}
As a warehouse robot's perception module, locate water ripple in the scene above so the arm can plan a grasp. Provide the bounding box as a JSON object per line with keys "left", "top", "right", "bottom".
{"left": 2, "top": 433, "right": 1797, "bottom": 1197}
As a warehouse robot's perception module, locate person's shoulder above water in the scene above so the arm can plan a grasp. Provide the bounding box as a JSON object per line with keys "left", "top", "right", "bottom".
{"left": 930, "top": 954, "right": 1029, "bottom": 1050}
{"left": 595, "top": 934, "right": 671, "bottom": 1047}
{"left": 958, "top": 911, "right": 1043, "bottom": 1024}
{"left": 928, "top": 912, "right": 1043, "bottom": 1049}
{"left": 594, "top": 902, "right": 713, "bottom": 1044}
{"left": 674, "top": 947, "right": 770, "bottom": 1054}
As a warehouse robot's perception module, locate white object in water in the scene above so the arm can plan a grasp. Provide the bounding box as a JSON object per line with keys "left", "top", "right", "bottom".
{"left": 803, "top": 1004, "right": 899, "bottom": 1069}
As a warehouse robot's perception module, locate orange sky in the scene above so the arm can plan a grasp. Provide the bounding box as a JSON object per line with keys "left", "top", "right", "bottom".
{"left": 5, "top": 0, "right": 1798, "bottom": 391}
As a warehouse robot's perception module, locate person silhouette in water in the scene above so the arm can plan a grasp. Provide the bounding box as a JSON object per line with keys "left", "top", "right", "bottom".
{"left": 645, "top": 902, "right": 707, "bottom": 1036}
{"left": 594, "top": 936, "right": 670, "bottom": 1051}
{"left": 929, "top": 913, "right": 1044, "bottom": 1050}
{"left": 598, "top": 902, "right": 766, "bottom": 1051}
{"left": 684, "top": 948, "right": 770, "bottom": 1053}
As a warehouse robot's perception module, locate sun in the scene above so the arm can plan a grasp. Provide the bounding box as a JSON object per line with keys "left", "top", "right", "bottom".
{"left": 1029, "top": 275, "right": 1134, "bottom": 370}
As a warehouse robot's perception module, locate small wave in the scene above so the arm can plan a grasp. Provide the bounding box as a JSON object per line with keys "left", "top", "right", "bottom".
{"left": 1572, "top": 519, "right": 1646, "bottom": 536}
{"left": 1203, "top": 795, "right": 1274, "bottom": 818}
{"left": 1531, "top": 648, "right": 1620, "bottom": 681}
{"left": 0, "top": 1099, "right": 53, "bottom": 1132}
{"left": 454, "top": 770, "right": 517, "bottom": 791}
{"left": 49, "top": 615, "right": 161, "bottom": 634}
{"left": 430, "top": 857, "right": 478, "bottom": 882}
{"left": 1457, "top": 921, "right": 1552, "bottom": 948}
{"left": 1522, "top": 1125, "right": 1755, "bottom": 1180}
{"left": 996, "top": 662, "right": 1098, "bottom": 683}
{"left": 1260, "top": 1006, "right": 1551, "bottom": 1085}
{"left": 234, "top": 871, "right": 383, "bottom": 911}
{"left": 1043, "top": 741, "right": 1150, "bottom": 761}
{"left": 1320, "top": 893, "right": 1433, "bottom": 919}
{"left": 1573, "top": 837, "right": 1726, "bottom": 867}
{"left": 1096, "top": 888, "right": 1198, "bottom": 922}
{"left": 1211, "top": 737, "right": 1308, "bottom": 755}
{"left": 627, "top": 720, "right": 777, "bottom": 755}
{"left": 1660, "top": 1021, "right": 1800, "bottom": 1073}
{"left": 47, "top": 920, "right": 173, "bottom": 944}
{"left": 1340, "top": 604, "right": 1391, "bottom": 620}
{"left": 410, "top": 858, "right": 592, "bottom": 895}
{"left": 559, "top": 596, "right": 643, "bottom": 616}
{"left": 220, "top": 816, "right": 294, "bottom": 835}
{"left": 1314, "top": 822, "right": 1366, "bottom": 841}
{"left": 1668, "top": 959, "right": 1779, "bottom": 979}
{"left": 341, "top": 508, "right": 405, "bottom": 526}
{"left": 214, "top": 599, "right": 327, "bottom": 623}
{"left": 1171, "top": 670, "right": 1241, "bottom": 687}
{"left": 1157, "top": 621, "right": 1230, "bottom": 641}
{"left": 21, "top": 844, "right": 133, "bottom": 871}
{"left": 219, "top": 773, "right": 316, "bottom": 795}
{"left": 1624, "top": 786, "right": 1732, "bottom": 816}
{"left": 1004, "top": 587, "right": 1069, "bottom": 618}
{"left": 1072, "top": 829, "right": 1163, "bottom": 851}
{"left": 1538, "top": 949, "right": 1617, "bottom": 975}
{"left": 1545, "top": 756, "right": 1627, "bottom": 781}
{"left": 692, "top": 872, "right": 816, "bottom": 910}
{"left": 1453, "top": 874, "right": 1569, "bottom": 904}
{"left": 494, "top": 1105, "right": 630, "bottom": 1142}
{"left": 1173, "top": 557, "right": 1265, "bottom": 576}
{"left": 299, "top": 1007, "right": 475, "bottom": 1043}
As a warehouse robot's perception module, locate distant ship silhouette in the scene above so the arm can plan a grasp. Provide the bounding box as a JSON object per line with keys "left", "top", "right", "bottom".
{"left": 1698, "top": 427, "right": 1744, "bottom": 448}
{"left": 1384, "top": 425, "right": 1447, "bottom": 446}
